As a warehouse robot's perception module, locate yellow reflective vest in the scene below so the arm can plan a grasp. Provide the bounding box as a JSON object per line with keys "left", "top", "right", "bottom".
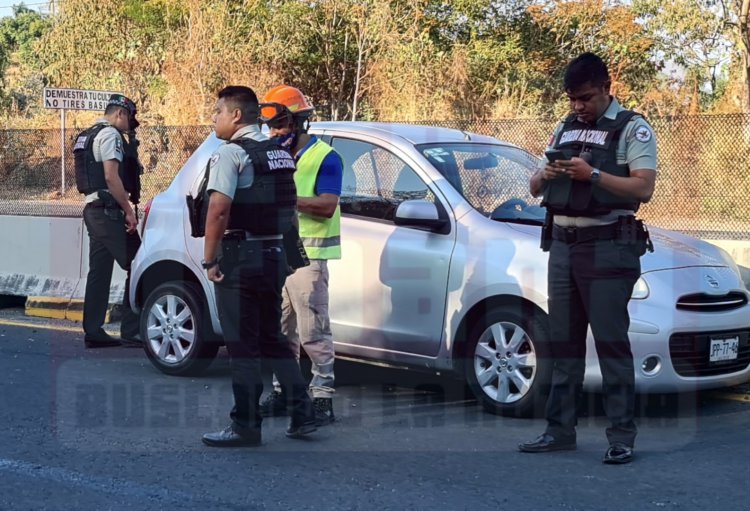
{"left": 295, "top": 139, "right": 342, "bottom": 260}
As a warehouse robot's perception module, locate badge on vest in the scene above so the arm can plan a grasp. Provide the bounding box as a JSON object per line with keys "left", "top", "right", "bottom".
{"left": 634, "top": 126, "right": 652, "bottom": 143}
{"left": 558, "top": 129, "right": 610, "bottom": 147}
{"left": 266, "top": 150, "right": 295, "bottom": 171}
{"left": 74, "top": 135, "right": 88, "bottom": 151}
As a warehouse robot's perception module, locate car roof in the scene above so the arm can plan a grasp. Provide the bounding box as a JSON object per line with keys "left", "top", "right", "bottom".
{"left": 310, "top": 121, "right": 513, "bottom": 147}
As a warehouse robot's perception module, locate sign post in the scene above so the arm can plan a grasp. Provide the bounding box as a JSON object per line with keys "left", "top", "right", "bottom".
{"left": 43, "top": 87, "right": 121, "bottom": 196}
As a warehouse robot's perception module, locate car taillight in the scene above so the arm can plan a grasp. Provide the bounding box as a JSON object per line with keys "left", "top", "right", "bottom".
{"left": 139, "top": 199, "right": 153, "bottom": 238}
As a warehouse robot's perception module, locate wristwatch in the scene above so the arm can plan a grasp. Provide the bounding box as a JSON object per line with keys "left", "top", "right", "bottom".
{"left": 201, "top": 257, "right": 220, "bottom": 269}
{"left": 590, "top": 167, "right": 602, "bottom": 185}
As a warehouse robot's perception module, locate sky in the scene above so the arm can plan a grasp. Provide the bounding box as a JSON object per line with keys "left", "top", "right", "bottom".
{"left": 0, "top": 0, "right": 48, "bottom": 17}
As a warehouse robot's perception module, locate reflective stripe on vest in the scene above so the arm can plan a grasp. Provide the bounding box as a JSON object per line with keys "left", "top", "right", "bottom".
{"left": 295, "top": 139, "right": 342, "bottom": 260}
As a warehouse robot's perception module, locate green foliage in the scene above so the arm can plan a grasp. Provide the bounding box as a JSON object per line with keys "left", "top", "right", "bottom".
{"left": 0, "top": 5, "right": 52, "bottom": 114}
{"left": 0, "top": 0, "right": 747, "bottom": 125}
{"left": 633, "top": 0, "right": 738, "bottom": 107}
{"left": 0, "top": 5, "right": 51, "bottom": 68}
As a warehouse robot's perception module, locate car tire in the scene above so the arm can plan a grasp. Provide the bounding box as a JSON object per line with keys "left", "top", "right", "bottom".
{"left": 140, "top": 281, "right": 218, "bottom": 376}
{"left": 464, "top": 304, "right": 551, "bottom": 418}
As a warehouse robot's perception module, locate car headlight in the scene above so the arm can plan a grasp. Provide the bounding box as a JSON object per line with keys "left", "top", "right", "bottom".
{"left": 631, "top": 276, "right": 649, "bottom": 300}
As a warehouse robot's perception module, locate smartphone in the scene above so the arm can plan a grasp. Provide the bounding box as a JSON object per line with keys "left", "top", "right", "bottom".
{"left": 544, "top": 149, "right": 566, "bottom": 163}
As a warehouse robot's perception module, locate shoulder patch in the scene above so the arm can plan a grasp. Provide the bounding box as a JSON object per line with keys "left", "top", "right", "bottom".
{"left": 634, "top": 126, "right": 653, "bottom": 143}
{"left": 115, "top": 137, "right": 123, "bottom": 153}
{"left": 209, "top": 153, "right": 220, "bottom": 167}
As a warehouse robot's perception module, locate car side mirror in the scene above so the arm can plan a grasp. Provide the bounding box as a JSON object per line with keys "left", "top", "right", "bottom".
{"left": 394, "top": 199, "right": 449, "bottom": 233}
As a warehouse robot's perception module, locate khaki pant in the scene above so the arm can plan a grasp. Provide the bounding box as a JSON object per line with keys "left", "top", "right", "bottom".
{"left": 274, "top": 259, "right": 335, "bottom": 398}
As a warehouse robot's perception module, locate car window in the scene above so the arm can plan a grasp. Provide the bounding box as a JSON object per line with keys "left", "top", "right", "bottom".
{"left": 418, "top": 143, "right": 545, "bottom": 224}
{"left": 331, "top": 137, "right": 436, "bottom": 221}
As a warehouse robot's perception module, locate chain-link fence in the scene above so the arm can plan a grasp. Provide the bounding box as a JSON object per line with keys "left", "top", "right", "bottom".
{"left": 0, "top": 125, "right": 212, "bottom": 217}
{"left": 2, "top": 115, "right": 749, "bottom": 239}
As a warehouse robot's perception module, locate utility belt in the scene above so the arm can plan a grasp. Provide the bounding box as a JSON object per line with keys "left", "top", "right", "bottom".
{"left": 222, "top": 230, "right": 282, "bottom": 243}
{"left": 541, "top": 214, "right": 653, "bottom": 255}
{"left": 220, "top": 233, "right": 283, "bottom": 272}
{"left": 85, "top": 190, "right": 124, "bottom": 221}
{"left": 552, "top": 223, "right": 619, "bottom": 243}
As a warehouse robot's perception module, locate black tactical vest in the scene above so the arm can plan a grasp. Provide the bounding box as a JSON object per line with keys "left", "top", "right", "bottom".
{"left": 73, "top": 122, "right": 139, "bottom": 200}
{"left": 542, "top": 110, "right": 641, "bottom": 216}
{"left": 227, "top": 138, "right": 297, "bottom": 235}
{"left": 73, "top": 123, "right": 109, "bottom": 194}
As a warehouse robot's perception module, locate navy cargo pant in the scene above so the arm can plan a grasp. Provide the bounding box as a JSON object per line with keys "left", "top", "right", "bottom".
{"left": 82, "top": 203, "right": 141, "bottom": 339}
{"left": 544, "top": 234, "right": 641, "bottom": 447}
{"left": 213, "top": 238, "right": 313, "bottom": 435}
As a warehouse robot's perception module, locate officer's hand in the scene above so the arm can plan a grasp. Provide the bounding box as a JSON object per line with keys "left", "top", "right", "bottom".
{"left": 556, "top": 157, "right": 592, "bottom": 181}
{"left": 207, "top": 265, "right": 224, "bottom": 283}
{"left": 542, "top": 162, "right": 568, "bottom": 180}
{"left": 124, "top": 210, "right": 137, "bottom": 233}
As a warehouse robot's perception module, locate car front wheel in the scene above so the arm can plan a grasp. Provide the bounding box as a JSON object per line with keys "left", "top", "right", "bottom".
{"left": 464, "top": 304, "right": 551, "bottom": 417}
{"left": 140, "top": 281, "right": 218, "bottom": 376}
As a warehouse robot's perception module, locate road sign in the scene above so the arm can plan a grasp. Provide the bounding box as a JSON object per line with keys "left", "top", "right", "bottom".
{"left": 43, "top": 87, "right": 121, "bottom": 111}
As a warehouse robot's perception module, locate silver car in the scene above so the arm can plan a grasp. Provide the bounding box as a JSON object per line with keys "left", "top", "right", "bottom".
{"left": 130, "top": 122, "right": 750, "bottom": 417}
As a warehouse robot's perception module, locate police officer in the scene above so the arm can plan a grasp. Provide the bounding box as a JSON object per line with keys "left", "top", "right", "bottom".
{"left": 257, "top": 85, "right": 343, "bottom": 426}
{"left": 519, "top": 53, "right": 656, "bottom": 464}
{"left": 74, "top": 94, "right": 143, "bottom": 348}
{"left": 200, "top": 86, "right": 317, "bottom": 447}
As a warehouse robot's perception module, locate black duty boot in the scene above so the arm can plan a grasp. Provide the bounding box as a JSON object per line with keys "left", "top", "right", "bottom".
{"left": 84, "top": 330, "right": 122, "bottom": 349}
{"left": 313, "top": 397, "right": 335, "bottom": 426}
{"left": 259, "top": 391, "right": 289, "bottom": 417}
{"left": 286, "top": 415, "right": 317, "bottom": 439}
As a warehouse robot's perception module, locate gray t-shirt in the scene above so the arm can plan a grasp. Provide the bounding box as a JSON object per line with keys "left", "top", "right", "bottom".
{"left": 92, "top": 119, "right": 124, "bottom": 163}
{"left": 206, "top": 125, "right": 267, "bottom": 199}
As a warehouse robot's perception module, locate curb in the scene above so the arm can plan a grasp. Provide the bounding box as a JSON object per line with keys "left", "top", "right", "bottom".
{"left": 24, "top": 296, "right": 117, "bottom": 323}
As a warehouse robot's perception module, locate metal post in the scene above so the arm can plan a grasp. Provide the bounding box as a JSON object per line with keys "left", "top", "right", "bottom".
{"left": 60, "top": 109, "right": 65, "bottom": 196}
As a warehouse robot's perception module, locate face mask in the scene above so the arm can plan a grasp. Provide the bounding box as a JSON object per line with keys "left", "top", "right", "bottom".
{"left": 273, "top": 132, "right": 297, "bottom": 150}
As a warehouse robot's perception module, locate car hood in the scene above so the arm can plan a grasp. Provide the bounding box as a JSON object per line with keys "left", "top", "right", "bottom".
{"left": 644, "top": 227, "right": 730, "bottom": 272}
{"left": 505, "top": 223, "right": 732, "bottom": 273}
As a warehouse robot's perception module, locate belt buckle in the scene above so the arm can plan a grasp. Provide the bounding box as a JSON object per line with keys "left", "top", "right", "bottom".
{"left": 562, "top": 226, "right": 577, "bottom": 243}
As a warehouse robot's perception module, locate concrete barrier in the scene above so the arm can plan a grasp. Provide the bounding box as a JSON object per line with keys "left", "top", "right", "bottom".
{"left": 0, "top": 215, "right": 127, "bottom": 322}
{"left": 1, "top": 214, "right": 749, "bottom": 321}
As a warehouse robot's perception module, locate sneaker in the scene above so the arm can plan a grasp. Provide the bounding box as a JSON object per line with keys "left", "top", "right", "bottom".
{"left": 202, "top": 425, "right": 262, "bottom": 447}
{"left": 313, "top": 397, "right": 335, "bottom": 426}
{"left": 259, "top": 391, "right": 288, "bottom": 417}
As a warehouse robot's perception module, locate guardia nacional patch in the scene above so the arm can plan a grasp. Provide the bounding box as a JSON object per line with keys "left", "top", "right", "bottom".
{"left": 634, "top": 126, "right": 652, "bottom": 143}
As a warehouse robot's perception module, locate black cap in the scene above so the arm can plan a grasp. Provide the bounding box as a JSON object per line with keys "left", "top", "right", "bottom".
{"left": 108, "top": 94, "right": 139, "bottom": 128}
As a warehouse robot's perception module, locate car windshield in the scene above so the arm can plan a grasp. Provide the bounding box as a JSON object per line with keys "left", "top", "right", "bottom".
{"left": 416, "top": 142, "right": 546, "bottom": 225}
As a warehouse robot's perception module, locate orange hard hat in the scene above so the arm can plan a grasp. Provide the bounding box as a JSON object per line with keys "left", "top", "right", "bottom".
{"left": 260, "top": 85, "right": 314, "bottom": 125}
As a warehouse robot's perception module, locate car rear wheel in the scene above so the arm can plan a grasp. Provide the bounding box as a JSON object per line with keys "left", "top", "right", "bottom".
{"left": 464, "top": 304, "right": 551, "bottom": 417}
{"left": 140, "top": 281, "right": 218, "bottom": 376}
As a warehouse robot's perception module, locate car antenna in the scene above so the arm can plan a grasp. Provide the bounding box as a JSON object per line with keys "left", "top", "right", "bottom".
{"left": 460, "top": 130, "right": 472, "bottom": 141}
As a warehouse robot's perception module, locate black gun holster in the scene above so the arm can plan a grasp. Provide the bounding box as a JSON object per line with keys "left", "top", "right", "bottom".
{"left": 540, "top": 211, "right": 553, "bottom": 252}
{"left": 615, "top": 215, "right": 654, "bottom": 256}
{"left": 97, "top": 190, "right": 123, "bottom": 221}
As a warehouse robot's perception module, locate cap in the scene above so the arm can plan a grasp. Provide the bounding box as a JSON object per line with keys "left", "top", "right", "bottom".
{"left": 107, "top": 94, "right": 139, "bottom": 128}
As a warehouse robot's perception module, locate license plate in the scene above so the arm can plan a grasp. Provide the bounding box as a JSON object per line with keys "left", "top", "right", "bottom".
{"left": 709, "top": 336, "right": 739, "bottom": 362}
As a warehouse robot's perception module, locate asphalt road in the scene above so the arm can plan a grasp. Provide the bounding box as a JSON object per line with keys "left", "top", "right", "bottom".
{"left": 1, "top": 307, "right": 749, "bottom": 511}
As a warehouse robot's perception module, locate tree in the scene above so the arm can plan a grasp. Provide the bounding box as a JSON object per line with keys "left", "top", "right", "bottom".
{"left": 529, "top": 0, "right": 660, "bottom": 111}
{"left": 726, "top": 0, "right": 750, "bottom": 110}
{"left": 0, "top": 4, "right": 52, "bottom": 116}
{"left": 633, "top": 0, "right": 734, "bottom": 110}
{"left": 40, "top": 0, "right": 185, "bottom": 120}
